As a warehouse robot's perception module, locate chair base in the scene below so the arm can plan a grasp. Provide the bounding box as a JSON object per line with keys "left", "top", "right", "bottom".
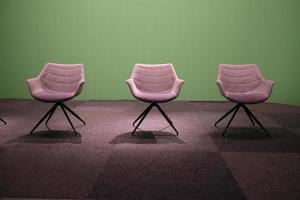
{"left": 30, "top": 102, "right": 86, "bottom": 135}
{"left": 0, "top": 118, "right": 6, "bottom": 125}
{"left": 131, "top": 103, "right": 179, "bottom": 136}
{"left": 215, "top": 103, "right": 269, "bottom": 137}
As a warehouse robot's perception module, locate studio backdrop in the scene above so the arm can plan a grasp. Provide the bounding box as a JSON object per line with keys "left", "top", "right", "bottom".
{"left": 0, "top": 0, "right": 299, "bottom": 105}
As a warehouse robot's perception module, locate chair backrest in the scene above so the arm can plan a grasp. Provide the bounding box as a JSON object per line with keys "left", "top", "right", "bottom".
{"left": 39, "top": 63, "right": 84, "bottom": 93}
{"left": 131, "top": 63, "right": 177, "bottom": 93}
{"left": 218, "top": 64, "right": 263, "bottom": 93}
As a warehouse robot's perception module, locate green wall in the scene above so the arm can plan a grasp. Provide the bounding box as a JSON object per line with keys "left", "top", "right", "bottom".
{"left": 1, "top": 0, "right": 300, "bottom": 105}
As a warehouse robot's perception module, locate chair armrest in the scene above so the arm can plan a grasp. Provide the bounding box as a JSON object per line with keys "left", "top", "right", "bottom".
{"left": 256, "top": 79, "right": 275, "bottom": 98}
{"left": 73, "top": 80, "right": 85, "bottom": 97}
{"left": 216, "top": 79, "right": 227, "bottom": 97}
{"left": 126, "top": 78, "right": 140, "bottom": 97}
{"left": 26, "top": 77, "right": 43, "bottom": 94}
{"left": 171, "top": 79, "right": 184, "bottom": 96}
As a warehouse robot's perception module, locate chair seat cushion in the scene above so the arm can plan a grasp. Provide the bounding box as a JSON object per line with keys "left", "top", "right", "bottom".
{"left": 226, "top": 91, "right": 268, "bottom": 104}
{"left": 134, "top": 91, "right": 177, "bottom": 103}
{"left": 32, "top": 90, "right": 74, "bottom": 102}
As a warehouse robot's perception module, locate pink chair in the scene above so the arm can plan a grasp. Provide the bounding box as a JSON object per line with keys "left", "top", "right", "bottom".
{"left": 26, "top": 63, "right": 85, "bottom": 134}
{"left": 215, "top": 64, "right": 274, "bottom": 136}
{"left": 126, "top": 63, "right": 184, "bottom": 135}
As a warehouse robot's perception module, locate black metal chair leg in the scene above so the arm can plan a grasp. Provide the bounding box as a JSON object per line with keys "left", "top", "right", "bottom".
{"left": 215, "top": 104, "right": 240, "bottom": 127}
{"left": 61, "top": 103, "right": 86, "bottom": 125}
{"left": 0, "top": 118, "right": 6, "bottom": 125}
{"left": 133, "top": 104, "right": 153, "bottom": 127}
{"left": 30, "top": 104, "right": 57, "bottom": 134}
{"left": 242, "top": 105, "right": 255, "bottom": 127}
{"left": 131, "top": 105, "right": 153, "bottom": 136}
{"left": 45, "top": 104, "right": 58, "bottom": 129}
{"left": 243, "top": 105, "right": 269, "bottom": 136}
{"left": 60, "top": 104, "right": 77, "bottom": 135}
{"left": 222, "top": 105, "right": 240, "bottom": 136}
{"left": 155, "top": 104, "right": 179, "bottom": 135}
{"left": 155, "top": 104, "right": 173, "bottom": 123}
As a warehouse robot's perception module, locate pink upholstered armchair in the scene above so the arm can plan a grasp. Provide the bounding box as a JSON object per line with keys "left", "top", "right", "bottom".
{"left": 215, "top": 64, "right": 274, "bottom": 136}
{"left": 26, "top": 63, "right": 85, "bottom": 134}
{"left": 126, "top": 63, "right": 184, "bottom": 135}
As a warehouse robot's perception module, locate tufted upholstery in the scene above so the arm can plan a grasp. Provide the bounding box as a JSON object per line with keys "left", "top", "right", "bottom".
{"left": 126, "top": 63, "right": 184, "bottom": 103}
{"left": 27, "top": 63, "right": 85, "bottom": 102}
{"left": 217, "top": 64, "right": 274, "bottom": 104}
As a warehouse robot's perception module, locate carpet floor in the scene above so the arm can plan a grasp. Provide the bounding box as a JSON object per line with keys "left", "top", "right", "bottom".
{"left": 0, "top": 100, "right": 299, "bottom": 200}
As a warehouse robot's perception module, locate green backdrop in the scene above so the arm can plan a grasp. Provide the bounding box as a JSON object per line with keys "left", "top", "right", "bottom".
{"left": 1, "top": 0, "right": 300, "bottom": 105}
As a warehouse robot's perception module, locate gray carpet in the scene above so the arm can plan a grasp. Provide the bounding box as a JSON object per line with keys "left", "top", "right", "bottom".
{"left": 0, "top": 99, "right": 300, "bottom": 200}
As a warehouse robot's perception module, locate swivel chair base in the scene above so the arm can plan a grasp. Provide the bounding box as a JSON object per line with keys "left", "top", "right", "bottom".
{"left": 30, "top": 102, "right": 85, "bottom": 135}
{"left": 131, "top": 103, "right": 179, "bottom": 136}
{"left": 215, "top": 103, "right": 269, "bottom": 137}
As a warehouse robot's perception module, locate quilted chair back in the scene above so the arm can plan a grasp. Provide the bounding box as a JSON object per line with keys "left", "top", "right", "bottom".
{"left": 218, "top": 64, "right": 263, "bottom": 93}
{"left": 39, "top": 63, "right": 84, "bottom": 94}
{"left": 132, "top": 63, "right": 177, "bottom": 93}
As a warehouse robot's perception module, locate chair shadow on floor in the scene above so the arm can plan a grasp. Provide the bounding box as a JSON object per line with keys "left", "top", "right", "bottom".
{"left": 110, "top": 131, "right": 185, "bottom": 144}
{"left": 212, "top": 126, "right": 297, "bottom": 140}
{"left": 7, "top": 130, "right": 81, "bottom": 144}
{"left": 211, "top": 127, "right": 300, "bottom": 153}
{"left": 214, "top": 127, "right": 271, "bottom": 140}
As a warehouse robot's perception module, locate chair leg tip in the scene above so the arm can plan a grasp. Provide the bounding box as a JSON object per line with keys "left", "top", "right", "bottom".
{"left": 265, "top": 132, "right": 270, "bottom": 137}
